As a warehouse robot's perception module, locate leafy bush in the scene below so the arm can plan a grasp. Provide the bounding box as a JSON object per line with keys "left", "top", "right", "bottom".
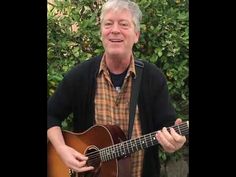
{"left": 47, "top": 0, "right": 189, "bottom": 171}
{"left": 136, "top": 0, "right": 189, "bottom": 120}
{"left": 48, "top": 0, "right": 188, "bottom": 118}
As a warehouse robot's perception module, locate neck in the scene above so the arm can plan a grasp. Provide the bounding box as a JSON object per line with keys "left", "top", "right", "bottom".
{"left": 105, "top": 54, "right": 131, "bottom": 74}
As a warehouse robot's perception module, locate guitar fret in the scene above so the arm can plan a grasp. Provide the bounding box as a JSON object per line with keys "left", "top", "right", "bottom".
{"left": 134, "top": 139, "right": 138, "bottom": 151}
{"left": 152, "top": 134, "right": 157, "bottom": 143}
{"left": 116, "top": 144, "right": 120, "bottom": 157}
{"left": 112, "top": 147, "right": 116, "bottom": 159}
{"left": 140, "top": 137, "right": 145, "bottom": 149}
{"left": 140, "top": 137, "right": 144, "bottom": 149}
{"left": 120, "top": 143, "right": 126, "bottom": 156}
{"left": 99, "top": 150, "right": 103, "bottom": 161}
{"left": 136, "top": 138, "right": 140, "bottom": 149}
{"left": 105, "top": 148, "right": 109, "bottom": 160}
{"left": 98, "top": 121, "right": 188, "bottom": 162}
{"left": 109, "top": 147, "right": 114, "bottom": 160}
{"left": 139, "top": 137, "right": 143, "bottom": 149}
{"left": 106, "top": 148, "right": 109, "bottom": 160}
{"left": 107, "top": 147, "right": 111, "bottom": 161}
{"left": 177, "top": 125, "right": 181, "bottom": 135}
{"left": 102, "top": 149, "right": 105, "bottom": 161}
{"left": 102, "top": 149, "right": 107, "bottom": 161}
{"left": 149, "top": 133, "right": 154, "bottom": 146}
{"left": 130, "top": 139, "right": 134, "bottom": 152}
{"left": 144, "top": 135, "right": 148, "bottom": 148}
{"left": 126, "top": 141, "right": 130, "bottom": 154}
{"left": 118, "top": 144, "right": 122, "bottom": 157}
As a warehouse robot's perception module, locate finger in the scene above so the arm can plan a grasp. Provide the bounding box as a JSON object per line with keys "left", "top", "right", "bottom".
{"left": 74, "top": 152, "right": 88, "bottom": 161}
{"left": 74, "top": 166, "right": 94, "bottom": 173}
{"left": 170, "top": 127, "right": 186, "bottom": 144}
{"left": 162, "top": 127, "right": 175, "bottom": 145}
{"left": 78, "top": 160, "right": 87, "bottom": 168}
{"left": 80, "top": 166, "right": 94, "bottom": 172}
{"left": 156, "top": 130, "right": 175, "bottom": 151}
{"left": 175, "top": 118, "right": 182, "bottom": 125}
{"left": 72, "top": 160, "right": 94, "bottom": 172}
{"left": 71, "top": 160, "right": 94, "bottom": 173}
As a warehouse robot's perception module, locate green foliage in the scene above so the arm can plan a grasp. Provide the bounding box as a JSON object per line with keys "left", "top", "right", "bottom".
{"left": 135, "top": 0, "right": 189, "bottom": 120}
{"left": 47, "top": 0, "right": 104, "bottom": 97}
{"left": 48, "top": 0, "right": 189, "bottom": 169}
{"left": 48, "top": 0, "right": 189, "bottom": 118}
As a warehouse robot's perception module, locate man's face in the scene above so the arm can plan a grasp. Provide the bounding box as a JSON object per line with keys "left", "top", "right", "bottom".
{"left": 101, "top": 9, "right": 140, "bottom": 58}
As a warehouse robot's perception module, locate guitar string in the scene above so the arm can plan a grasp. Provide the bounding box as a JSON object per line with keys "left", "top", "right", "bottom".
{"left": 84, "top": 123, "right": 189, "bottom": 157}
{"left": 86, "top": 127, "right": 189, "bottom": 163}
{"left": 87, "top": 129, "right": 189, "bottom": 165}
{"left": 85, "top": 125, "right": 189, "bottom": 162}
{"left": 84, "top": 123, "right": 189, "bottom": 164}
{"left": 86, "top": 131, "right": 190, "bottom": 166}
{"left": 86, "top": 128, "right": 188, "bottom": 165}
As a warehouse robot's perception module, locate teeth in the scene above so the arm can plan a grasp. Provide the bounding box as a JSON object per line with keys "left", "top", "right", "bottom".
{"left": 110, "top": 39, "right": 122, "bottom": 42}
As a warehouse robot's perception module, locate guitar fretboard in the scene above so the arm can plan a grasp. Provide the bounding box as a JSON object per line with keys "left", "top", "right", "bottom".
{"left": 99, "top": 121, "right": 189, "bottom": 162}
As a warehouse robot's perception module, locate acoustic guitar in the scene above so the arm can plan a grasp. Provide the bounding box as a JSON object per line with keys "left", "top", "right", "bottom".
{"left": 47, "top": 121, "right": 189, "bottom": 177}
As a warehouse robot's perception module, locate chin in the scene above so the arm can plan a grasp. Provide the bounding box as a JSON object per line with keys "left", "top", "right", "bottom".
{"left": 107, "top": 53, "right": 122, "bottom": 58}
{"left": 107, "top": 50, "right": 124, "bottom": 57}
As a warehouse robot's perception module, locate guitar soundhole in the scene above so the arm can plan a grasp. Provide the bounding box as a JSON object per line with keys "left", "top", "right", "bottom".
{"left": 71, "top": 146, "right": 100, "bottom": 177}
{"left": 85, "top": 146, "right": 101, "bottom": 169}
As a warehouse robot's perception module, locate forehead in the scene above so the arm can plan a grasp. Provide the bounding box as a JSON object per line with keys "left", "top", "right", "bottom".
{"left": 103, "top": 9, "right": 133, "bottom": 21}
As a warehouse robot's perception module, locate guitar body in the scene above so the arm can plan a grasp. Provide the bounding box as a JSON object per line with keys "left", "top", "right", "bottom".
{"left": 47, "top": 125, "right": 131, "bottom": 177}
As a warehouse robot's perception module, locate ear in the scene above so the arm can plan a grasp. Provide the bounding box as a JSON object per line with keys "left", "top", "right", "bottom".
{"left": 134, "top": 31, "right": 140, "bottom": 43}
{"left": 99, "top": 30, "right": 102, "bottom": 41}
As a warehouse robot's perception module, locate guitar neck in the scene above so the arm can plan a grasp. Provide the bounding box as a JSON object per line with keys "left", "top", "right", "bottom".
{"left": 99, "top": 121, "right": 189, "bottom": 162}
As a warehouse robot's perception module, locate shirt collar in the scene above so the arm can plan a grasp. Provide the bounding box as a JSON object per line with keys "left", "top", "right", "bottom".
{"left": 98, "top": 54, "right": 136, "bottom": 78}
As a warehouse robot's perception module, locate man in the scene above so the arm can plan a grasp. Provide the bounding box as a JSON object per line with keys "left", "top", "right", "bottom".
{"left": 47, "top": 0, "right": 187, "bottom": 177}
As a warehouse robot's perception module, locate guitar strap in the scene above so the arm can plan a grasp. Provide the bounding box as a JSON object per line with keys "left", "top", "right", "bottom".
{"left": 128, "top": 59, "right": 144, "bottom": 139}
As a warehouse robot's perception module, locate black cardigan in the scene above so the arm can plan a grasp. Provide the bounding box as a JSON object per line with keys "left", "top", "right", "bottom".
{"left": 47, "top": 56, "right": 176, "bottom": 177}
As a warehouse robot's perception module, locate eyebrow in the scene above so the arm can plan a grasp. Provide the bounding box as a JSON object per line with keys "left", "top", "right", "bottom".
{"left": 103, "top": 19, "right": 131, "bottom": 23}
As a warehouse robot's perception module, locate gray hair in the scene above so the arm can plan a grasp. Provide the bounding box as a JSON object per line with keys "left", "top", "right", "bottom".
{"left": 100, "top": 0, "right": 142, "bottom": 32}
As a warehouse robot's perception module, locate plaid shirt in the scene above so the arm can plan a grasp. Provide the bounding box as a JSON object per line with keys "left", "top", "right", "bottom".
{"left": 95, "top": 55, "right": 144, "bottom": 177}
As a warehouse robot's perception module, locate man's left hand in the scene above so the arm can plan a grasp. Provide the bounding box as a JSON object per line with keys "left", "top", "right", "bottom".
{"left": 155, "top": 118, "right": 187, "bottom": 153}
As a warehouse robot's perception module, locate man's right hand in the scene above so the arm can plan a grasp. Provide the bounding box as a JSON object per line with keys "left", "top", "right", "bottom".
{"left": 47, "top": 126, "right": 94, "bottom": 173}
{"left": 56, "top": 144, "right": 94, "bottom": 173}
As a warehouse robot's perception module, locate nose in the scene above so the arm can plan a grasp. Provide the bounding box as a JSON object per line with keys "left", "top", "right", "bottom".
{"left": 111, "top": 23, "right": 120, "bottom": 34}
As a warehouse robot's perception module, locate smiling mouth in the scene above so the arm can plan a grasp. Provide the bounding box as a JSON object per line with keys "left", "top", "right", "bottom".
{"left": 109, "top": 39, "right": 123, "bottom": 43}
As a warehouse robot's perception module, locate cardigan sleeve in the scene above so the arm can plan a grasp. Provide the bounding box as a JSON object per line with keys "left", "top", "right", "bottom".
{"left": 47, "top": 71, "right": 74, "bottom": 130}
{"left": 152, "top": 68, "right": 176, "bottom": 129}
{"left": 139, "top": 62, "right": 176, "bottom": 132}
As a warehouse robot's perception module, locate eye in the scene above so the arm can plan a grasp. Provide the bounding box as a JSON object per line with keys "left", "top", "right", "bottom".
{"left": 122, "top": 23, "right": 128, "bottom": 26}
{"left": 119, "top": 21, "right": 129, "bottom": 28}
{"left": 104, "top": 22, "right": 112, "bottom": 27}
{"left": 105, "top": 22, "right": 112, "bottom": 26}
